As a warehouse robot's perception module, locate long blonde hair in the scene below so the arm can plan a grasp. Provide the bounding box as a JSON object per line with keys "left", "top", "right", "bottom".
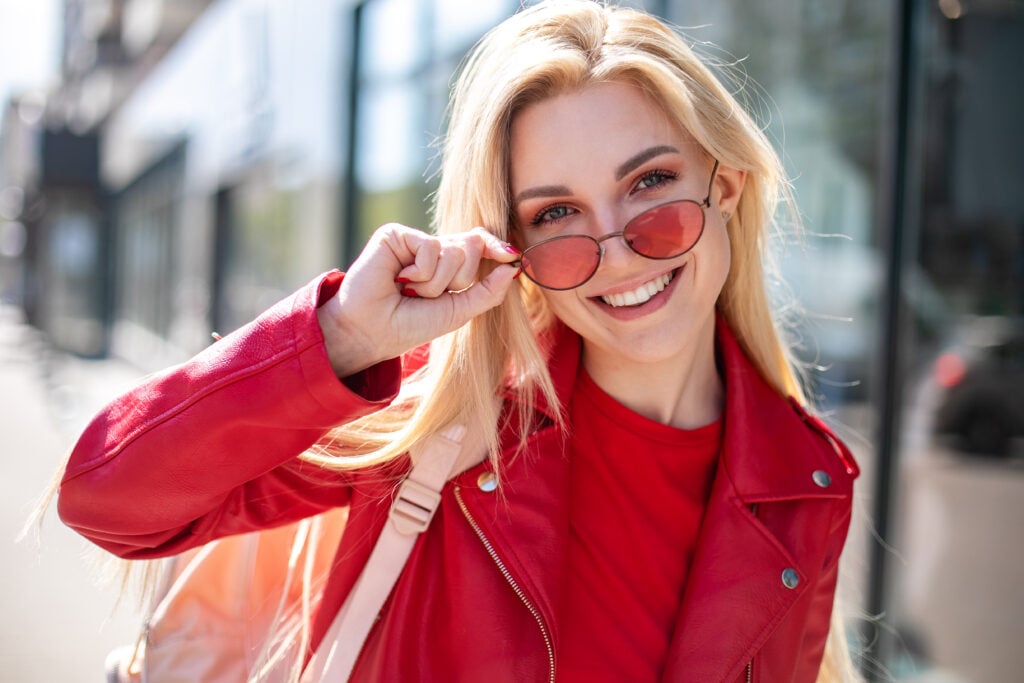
{"left": 308, "top": 0, "right": 803, "bottom": 469}
{"left": 303, "top": 2, "right": 858, "bottom": 680}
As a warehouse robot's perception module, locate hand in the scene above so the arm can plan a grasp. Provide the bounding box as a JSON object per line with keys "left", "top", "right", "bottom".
{"left": 317, "top": 223, "right": 522, "bottom": 378}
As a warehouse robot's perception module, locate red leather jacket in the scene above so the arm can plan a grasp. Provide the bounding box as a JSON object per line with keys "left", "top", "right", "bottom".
{"left": 59, "top": 272, "right": 858, "bottom": 683}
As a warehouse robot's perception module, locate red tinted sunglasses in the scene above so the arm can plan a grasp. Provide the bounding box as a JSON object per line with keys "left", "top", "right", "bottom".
{"left": 516, "top": 160, "right": 720, "bottom": 291}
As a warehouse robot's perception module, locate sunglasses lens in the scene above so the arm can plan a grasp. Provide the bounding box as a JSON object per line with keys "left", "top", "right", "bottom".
{"left": 520, "top": 201, "right": 706, "bottom": 290}
{"left": 521, "top": 236, "right": 601, "bottom": 290}
{"left": 624, "top": 201, "right": 704, "bottom": 258}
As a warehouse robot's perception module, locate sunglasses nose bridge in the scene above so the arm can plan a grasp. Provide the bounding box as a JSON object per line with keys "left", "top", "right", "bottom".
{"left": 593, "top": 230, "right": 628, "bottom": 248}
{"left": 593, "top": 229, "right": 638, "bottom": 265}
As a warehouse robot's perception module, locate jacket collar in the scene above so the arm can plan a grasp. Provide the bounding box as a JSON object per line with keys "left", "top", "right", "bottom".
{"left": 526, "top": 313, "right": 856, "bottom": 496}
{"left": 456, "top": 312, "right": 857, "bottom": 679}
{"left": 714, "top": 313, "right": 858, "bottom": 503}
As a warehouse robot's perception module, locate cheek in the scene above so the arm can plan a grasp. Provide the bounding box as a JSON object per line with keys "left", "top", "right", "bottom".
{"left": 702, "top": 223, "right": 732, "bottom": 293}
{"left": 537, "top": 288, "right": 596, "bottom": 337}
{"left": 539, "top": 289, "right": 581, "bottom": 320}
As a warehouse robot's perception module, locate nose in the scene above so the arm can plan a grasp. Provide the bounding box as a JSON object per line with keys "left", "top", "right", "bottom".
{"left": 595, "top": 230, "right": 638, "bottom": 270}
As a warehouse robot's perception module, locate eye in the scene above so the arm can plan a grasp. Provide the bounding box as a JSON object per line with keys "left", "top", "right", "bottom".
{"left": 530, "top": 204, "right": 575, "bottom": 226}
{"left": 633, "top": 169, "right": 677, "bottom": 192}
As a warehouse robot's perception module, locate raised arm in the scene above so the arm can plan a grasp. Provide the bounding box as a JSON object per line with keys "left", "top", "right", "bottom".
{"left": 57, "top": 272, "right": 401, "bottom": 558}
{"left": 58, "top": 224, "right": 520, "bottom": 559}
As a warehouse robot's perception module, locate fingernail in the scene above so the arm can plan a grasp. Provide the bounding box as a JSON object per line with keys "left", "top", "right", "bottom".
{"left": 400, "top": 288, "right": 420, "bottom": 298}
{"left": 513, "top": 268, "right": 523, "bottom": 280}
{"left": 503, "top": 243, "right": 522, "bottom": 255}
{"left": 394, "top": 277, "right": 411, "bottom": 284}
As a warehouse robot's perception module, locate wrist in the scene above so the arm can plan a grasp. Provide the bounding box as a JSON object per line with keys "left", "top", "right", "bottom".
{"left": 316, "top": 292, "right": 382, "bottom": 379}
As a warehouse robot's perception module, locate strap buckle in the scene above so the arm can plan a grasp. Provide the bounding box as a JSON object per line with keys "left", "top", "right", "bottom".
{"left": 389, "top": 477, "right": 443, "bottom": 535}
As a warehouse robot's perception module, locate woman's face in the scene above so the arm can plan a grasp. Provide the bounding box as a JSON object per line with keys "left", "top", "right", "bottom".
{"left": 509, "top": 81, "right": 745, "bottom": 371}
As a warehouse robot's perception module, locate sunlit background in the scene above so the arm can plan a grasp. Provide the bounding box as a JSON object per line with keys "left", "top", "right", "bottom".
{"left": 1, "top": 1, "right": 1021, "bottom": 681}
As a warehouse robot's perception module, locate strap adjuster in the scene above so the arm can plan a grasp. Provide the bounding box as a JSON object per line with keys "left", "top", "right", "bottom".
{"left": 390, "top": 478, "right": 442, "bottom": 535}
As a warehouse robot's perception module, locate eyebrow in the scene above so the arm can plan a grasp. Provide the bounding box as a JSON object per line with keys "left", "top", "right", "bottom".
{"left": 615, "top": 145, "right": 680, "bottom": 180}
{"left": 511, "top": 144, "right": 681, "bottom": 209}
{"left": 512, "top": 184, "right": 572, "bottom": 208}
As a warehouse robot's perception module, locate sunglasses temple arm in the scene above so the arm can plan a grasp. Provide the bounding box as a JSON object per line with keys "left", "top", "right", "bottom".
{"left": 703, "top": 159, "right": 720, "bottom": 207}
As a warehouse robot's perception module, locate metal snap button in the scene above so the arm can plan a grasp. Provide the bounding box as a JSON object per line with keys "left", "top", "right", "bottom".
{"left": 812, "top": 470, "right": 832, "bottom": 488}
{"left": 477, "top": 471, "right": 499, "bottom": 493}
{"left": 781, "top": 568, "right": 800, "bottom": 590}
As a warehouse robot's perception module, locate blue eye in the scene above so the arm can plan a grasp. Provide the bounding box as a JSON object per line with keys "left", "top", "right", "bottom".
{"left": 531, "top": 205, "right": 574, "bottom": 226}
{"left": 635, "top": 169, "right": 677, "bottom": 191}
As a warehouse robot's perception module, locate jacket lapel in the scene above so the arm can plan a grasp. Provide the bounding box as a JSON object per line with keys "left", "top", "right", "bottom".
{"left": 663, "top": 317, "right": 853, "bottom": 681}
{"left": 449, "top": 323, "right": 582, "bottom": 648}
{"left": 663, "top": 474, "right": 811, "bottom": 682}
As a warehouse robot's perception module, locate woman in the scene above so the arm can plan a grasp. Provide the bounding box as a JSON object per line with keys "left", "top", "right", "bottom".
{"left": 58, "top": 1, "right": 860, "bottom": 681}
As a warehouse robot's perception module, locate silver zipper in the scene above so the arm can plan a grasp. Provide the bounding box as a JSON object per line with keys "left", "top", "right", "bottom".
{"left": 454, "top": 486, "right": 556, "bottom": 683}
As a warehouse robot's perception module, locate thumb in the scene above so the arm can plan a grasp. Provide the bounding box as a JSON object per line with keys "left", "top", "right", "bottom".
{"left": 447, "top": 264, "right": 520, "bottom": 325}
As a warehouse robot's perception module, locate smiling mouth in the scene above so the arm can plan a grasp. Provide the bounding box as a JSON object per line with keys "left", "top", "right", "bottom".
{"left": 599, "top": 270, "right": 675, "bottom": 307}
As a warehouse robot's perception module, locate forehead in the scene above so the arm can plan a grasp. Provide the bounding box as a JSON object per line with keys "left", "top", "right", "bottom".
{"left": 508, "top": 81, "right": 697, "bottom": 188}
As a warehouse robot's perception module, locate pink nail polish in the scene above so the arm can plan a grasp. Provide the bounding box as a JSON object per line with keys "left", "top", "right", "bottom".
{"left": 401, "top": 288, "right": 420, "bottom": 298}
{"left": 513, "top": 268, "right": 523, "bottom": 280}
{"left": 504, "top": 243, "right": 522, "bottom": 255}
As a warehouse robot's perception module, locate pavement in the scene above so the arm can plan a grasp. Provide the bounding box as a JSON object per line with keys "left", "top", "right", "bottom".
{"left": 1, "top": 305, "right": 144, "bottom": 683}
{"left": 833, "top": 388, "right": 1024, "bottom": 682}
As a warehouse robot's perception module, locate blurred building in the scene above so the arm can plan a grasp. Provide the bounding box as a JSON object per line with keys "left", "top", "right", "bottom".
{"left": 0, "top": 0, "right": 215, "bottom": 358}
{"left": 1, "top": 0, "right": 1019, "bottom": 371}
{"left": 0, "top": 0, "right": 1021, "bottom": 680}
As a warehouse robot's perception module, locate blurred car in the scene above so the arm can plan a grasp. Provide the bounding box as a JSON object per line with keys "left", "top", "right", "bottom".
{"left": 931, "top": 316, "right": 1024, "bottom": 456}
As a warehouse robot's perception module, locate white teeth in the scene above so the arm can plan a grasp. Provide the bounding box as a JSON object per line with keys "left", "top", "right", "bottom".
{"left": 600, "top": 272, "right": 673, "bottom": 307}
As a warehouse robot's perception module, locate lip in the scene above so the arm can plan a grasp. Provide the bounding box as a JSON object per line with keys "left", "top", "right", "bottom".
{"left": 588, "top": 264, "right": 685, "bottom": 320}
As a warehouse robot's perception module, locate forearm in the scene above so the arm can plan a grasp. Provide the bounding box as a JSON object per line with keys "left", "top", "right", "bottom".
{"left": 57, "top": 272, "right": 402, "bottom": 557}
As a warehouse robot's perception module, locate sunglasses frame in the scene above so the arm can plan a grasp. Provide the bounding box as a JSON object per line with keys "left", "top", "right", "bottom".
{"left": 515, "top": 159, "right": 721, "bottom": 291}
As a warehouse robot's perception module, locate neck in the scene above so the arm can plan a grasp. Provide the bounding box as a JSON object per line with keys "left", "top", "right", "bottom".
{"left": 581, "top": 317, "right": 724, "bottom": 429}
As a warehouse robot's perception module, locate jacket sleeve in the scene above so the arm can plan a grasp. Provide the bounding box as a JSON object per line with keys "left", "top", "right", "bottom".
{"left": 57, "top": 271, "right": 402, "bottom": 559}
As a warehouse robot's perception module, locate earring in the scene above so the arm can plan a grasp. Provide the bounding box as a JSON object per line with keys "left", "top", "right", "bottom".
{"left": 721, "top": 211, "right": 732, "bottom": 222}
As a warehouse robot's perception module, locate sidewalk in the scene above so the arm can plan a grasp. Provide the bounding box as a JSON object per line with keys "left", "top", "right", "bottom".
{"left": 1, "top": 306, "right": 145, "bottom": 683}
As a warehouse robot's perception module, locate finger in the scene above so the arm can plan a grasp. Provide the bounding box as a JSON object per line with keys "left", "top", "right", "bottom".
{"left": 418, "top": 230, "right": 506, "bottom": 296}
{"left": 394, "top": 233, "right": 442, "bottom": 283}
{"left": 413, "top": 244, "right": 468, "bottom": 298}
{"left": 350, "top": 224, "right": 439, "bottom": 292}
{"left": 447, "top": 263, "right": 520, "bottom": 324}
{"left": 447, "top": 232, "right": 488, "bottom": 292}
{"left": 395, "top": 228, "right": 517, "bottom": 292}
{"left": 422, "top": 229, "right": 518, "bottom": 293}
{"left": 473, "top": 228, "right": 522, "bottom": 263}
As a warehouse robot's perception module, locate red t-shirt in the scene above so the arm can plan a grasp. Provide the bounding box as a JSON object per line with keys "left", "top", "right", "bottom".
{"left": 557, "top": 369, "right": 722, "bottom": 682}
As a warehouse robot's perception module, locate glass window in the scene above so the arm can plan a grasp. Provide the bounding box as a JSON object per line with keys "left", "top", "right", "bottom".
{"left": 355, "top": 85, "right": 424, "bottom": 196}
{"left": 114, "top": 145, "right": 182, "bottom": 353}
{"left": 353, "top": 84, "right": 429, "bottom": 243}
{"left": 891, "top": 4, "right": 1024, "bottom": 682}
{"left": 360, "top": 0, "right": 427, "bottom": 80}
{"left": 351, "top": 0, "right": 513, "bottom": 256}
{"left": 434, "top": 0, "right": 511, "bottom": 55}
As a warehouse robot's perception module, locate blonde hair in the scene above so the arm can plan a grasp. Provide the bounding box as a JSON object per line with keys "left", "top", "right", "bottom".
{"left": 309, "top": 0, "right": 805, "bottom": 469}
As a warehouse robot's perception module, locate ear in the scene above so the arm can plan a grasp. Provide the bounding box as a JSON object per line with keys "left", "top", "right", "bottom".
{"left": 713, "top": 163, "right": 746, "bottom": 218}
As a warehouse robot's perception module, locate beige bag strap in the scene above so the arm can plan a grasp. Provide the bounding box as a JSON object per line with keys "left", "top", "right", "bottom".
{"left": 301, "top": 423, "right": 486, "bottom": 682}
